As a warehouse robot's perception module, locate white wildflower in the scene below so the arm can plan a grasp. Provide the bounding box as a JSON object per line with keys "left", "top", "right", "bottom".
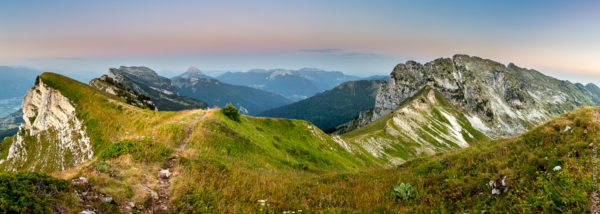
{"left": 553, "top": 165, "right": 561, "bottom": 171}
{"left": 562, "top": 125, "right": 571, "bottom": 133}
{"left": 492, "top": 188, "right": 500, "bottom": 195}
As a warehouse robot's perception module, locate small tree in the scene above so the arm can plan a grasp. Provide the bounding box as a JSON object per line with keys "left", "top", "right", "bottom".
{"left": 222, "top": 103, "right": 241, "bottom": 122}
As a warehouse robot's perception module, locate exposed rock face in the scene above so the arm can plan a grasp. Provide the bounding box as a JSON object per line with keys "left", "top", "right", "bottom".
{"left": 91, "top": 66, "right": 207, "bottom": 111}
{"left": 89, "top": 75, "right": 156, "bottom": 110}
{"left": 331, "top": 109, "right": 374, "bottom": 135}
{"left": 0, "top": 78, "right": 93, "bottom": 172}
{"left": 342, "top": 87, "right": 487, "bottom": 165}
{"left": 366, "top": 55, "right": 599, "bottom": 138}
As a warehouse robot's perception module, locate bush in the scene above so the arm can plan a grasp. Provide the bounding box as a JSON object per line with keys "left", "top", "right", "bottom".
{"left": 222, "top": 103, "right": 241, "bottom": 122}
{"left": 0, "top": 172, "right": 72, "bottom": 213}
{"left": 392, "top": 183, "right": 413, "bottom": 201}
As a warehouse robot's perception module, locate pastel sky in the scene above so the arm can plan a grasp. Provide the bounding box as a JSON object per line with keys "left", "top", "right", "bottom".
{"left": 1, "top": 0, "right": 599, "bottom": 83}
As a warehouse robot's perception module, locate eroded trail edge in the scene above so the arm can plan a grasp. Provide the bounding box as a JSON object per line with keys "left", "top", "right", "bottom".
{"left": 147, "top": 111, "right": 206, "bottom": 214}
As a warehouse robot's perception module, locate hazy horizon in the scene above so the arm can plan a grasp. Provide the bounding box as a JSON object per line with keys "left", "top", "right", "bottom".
{"left": 1, "top": 0, "right": 599, "bottom": 84}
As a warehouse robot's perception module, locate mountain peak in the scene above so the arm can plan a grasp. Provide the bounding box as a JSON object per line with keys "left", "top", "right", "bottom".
{"left": 371, "top": 55, "right": 600, "bottom": 139}
{"left": 187, "top": 66, "right": 201, "bottom": 72}
{"left": 114, "top": 66, "right": 159, "bottom": 78}
{"left": 177, "top": 67, "right": 210, "bottom": 79}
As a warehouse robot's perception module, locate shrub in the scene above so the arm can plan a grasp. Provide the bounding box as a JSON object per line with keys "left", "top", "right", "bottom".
{"left": 222, "top": 103, "right": 241, "bottom": 122}
{"left": 0, "top": 172, "right": 72, "bottom": 213}
{"left": 392, "top": 183, "right": 413, "bottom": 201}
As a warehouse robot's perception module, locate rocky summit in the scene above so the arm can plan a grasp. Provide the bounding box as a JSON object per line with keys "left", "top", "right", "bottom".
{"left": 364, "top": 54, "right": 600, "bottom": 139}
{"left": 90, "top": 66, "right": 207, "bottom": 111}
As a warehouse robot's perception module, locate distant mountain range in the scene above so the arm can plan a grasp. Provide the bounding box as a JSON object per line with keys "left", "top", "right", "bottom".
{"left": 216, "top": 68, "right": 364, "bottom": 101}
{"left": 172, "top": 67, "right": 292, "bottom": 115}
{"left": 90, "top": 66, "right": 207, "bottom": 111}
{"left": 259, "top": 80, "right": 384, "bottom": 131}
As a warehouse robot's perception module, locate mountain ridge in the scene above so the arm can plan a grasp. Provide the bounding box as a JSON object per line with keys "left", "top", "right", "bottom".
{"left": 172, "top": 69, "right": 292, "bottom": 115}
{"left": 90, "top": 66, "right": 208, "bottom": 111}
{"left": 217, "top": 68, "right": 362, "bottom": 100}
{"left": 363, "top": 54, "right": 600, "bottom": 139}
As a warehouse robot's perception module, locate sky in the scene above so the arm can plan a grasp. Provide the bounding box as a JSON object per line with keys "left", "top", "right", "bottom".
{"left": 0, "top": 0, "right": 599, "bottom": 83}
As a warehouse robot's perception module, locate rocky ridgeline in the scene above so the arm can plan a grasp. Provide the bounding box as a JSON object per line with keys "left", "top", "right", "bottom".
{"left": 363, "top": 54, "right": 600, "bottom": 138}
{"left": 0, "top": 78, "right": 93, "bottom": 172}
{"left": 89, "top": 74, "right": 157, "bottom": 110}
{"left": 91, "top": 66, "right": 207, "bottom": 111}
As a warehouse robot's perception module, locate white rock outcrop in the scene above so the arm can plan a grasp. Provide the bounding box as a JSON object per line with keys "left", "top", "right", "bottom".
{"left": 0, "top": 78, "right": 93, "bottom": 172}
{"left": 365, "top": 55, "right": 598, "bottom": 139}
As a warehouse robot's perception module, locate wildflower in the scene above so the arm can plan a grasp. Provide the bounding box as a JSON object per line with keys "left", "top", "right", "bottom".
{"left": 553, "top": 165, "right": 561, "bottom": 171}
{"left": 491, "top": 188, "right": 500, "bottom": 195}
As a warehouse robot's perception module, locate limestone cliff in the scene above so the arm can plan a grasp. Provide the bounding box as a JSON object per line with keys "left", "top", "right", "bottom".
{"left": 364, "top": 54, "right": 599, "bottom": 138}
{"left": 0, "top": 77, "right": 93, "bottom": 172}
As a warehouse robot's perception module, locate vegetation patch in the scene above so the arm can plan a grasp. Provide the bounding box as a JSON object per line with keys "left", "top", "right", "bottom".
{"left": 222, "top": 103, "right": 241, "bottom": 122}
{"left": 99, "top": 139, "right": 173, "bottom": 163}
{"left": 0, "top": 172, "right": 75, "bottom": 213}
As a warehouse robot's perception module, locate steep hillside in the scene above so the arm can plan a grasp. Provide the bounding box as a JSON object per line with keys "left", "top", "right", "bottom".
{"left": 0, "top": 72, "right": 374, "bottom": 212}
{"left": 217, "top": 68, "right": 360, "bottom": 101}
{"left": 259, "top": 80, "right": 384, "bottom": 131}
{"left": 303, "top": 106, "right": 600, "bottom": 212}
{"left": 90, "top": 66, "right": 207, "bottom": 111}
{"left": 586, "top": 83, "right": 600, "bottom": 99}
{"left": 172, "top": 68, "right": 292, "bottom": 115}
{"left": 365, "top": 54, "right": 600, "bottom": 139}
{"left": 339, "top": 86, "right": 488, "bottom": 164}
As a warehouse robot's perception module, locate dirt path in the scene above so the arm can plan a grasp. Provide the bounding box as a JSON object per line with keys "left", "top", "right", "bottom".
{"left": 145, "top": 111, "right": 206, "bottom": 213}
{"left": 178, "top": 111, "right": 205, "bottom": 153}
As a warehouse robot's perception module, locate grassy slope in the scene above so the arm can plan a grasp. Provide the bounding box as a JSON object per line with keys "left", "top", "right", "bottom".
{"left": 4, "top": 106, "right": 597, "bottom": 213}
{"left": 0, "top": 72, "right": 374, "bottom": 212}
{"left": 342, "top": 86, "right": 488, "bottom": 162}
{"left": 304, "top": 106, "right": 599, "bottom": 212}
{"left": 0, "top": 73, "right": 189, "bottom": 169}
